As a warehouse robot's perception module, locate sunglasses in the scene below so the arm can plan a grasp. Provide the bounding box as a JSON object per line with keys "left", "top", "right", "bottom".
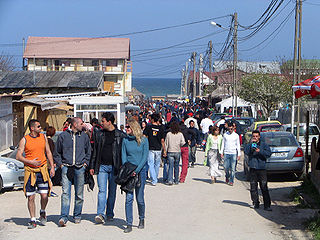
{"left": 36, "top": 125, "right": 41, "bottom": 128}
{"left": 125, "top": 125, "right": 130, "bottom": 129}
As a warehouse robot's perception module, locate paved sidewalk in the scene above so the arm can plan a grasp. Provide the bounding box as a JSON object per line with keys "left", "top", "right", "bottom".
{"left": 0, "top": 151, "right": 313, "bottom": 240}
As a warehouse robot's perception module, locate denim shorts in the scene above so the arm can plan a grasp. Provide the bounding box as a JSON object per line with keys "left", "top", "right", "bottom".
{"left": 25, "top": 172, "right": 49, "bottom": 196}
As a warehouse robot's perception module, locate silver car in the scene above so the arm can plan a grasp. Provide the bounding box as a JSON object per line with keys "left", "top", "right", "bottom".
{"left": 0, "top": 156, "right": 24, "bottom": 191}
{"left": 244, "top": 131, "right": 305, "bottom": 180}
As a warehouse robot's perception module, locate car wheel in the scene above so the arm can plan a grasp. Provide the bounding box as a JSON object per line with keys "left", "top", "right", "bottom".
{"left": 0, "top": 176, "right": 3, "bottom": 192}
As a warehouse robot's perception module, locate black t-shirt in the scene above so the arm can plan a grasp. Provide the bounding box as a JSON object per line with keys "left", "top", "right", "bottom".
{"left": 143, "top": 124, "right": 164, "bottom": 151}
{"left": 101, "top": 129, "right": 115, "bottom": 165}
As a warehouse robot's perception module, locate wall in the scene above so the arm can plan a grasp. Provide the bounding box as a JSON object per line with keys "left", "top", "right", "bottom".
{"left": 311, "top": 137, "right": 320, "bottom": 193}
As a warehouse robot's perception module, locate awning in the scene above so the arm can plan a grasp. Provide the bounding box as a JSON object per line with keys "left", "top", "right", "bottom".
{"left": 292, "top": 74, "right": 320, "bottom": 98}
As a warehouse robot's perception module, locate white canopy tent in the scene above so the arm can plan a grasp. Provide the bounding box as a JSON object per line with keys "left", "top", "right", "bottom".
{"left": 215, "top": 97, "right": 256, "bottom": 118}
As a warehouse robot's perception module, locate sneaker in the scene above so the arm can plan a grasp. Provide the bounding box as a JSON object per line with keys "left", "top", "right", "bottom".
{"left": 167, "top": 181, "right": 173, "bottom": 186}
{"left": 264, "top": 207, "right": 272, "bottom": 211}
{"left": 95, "top": 215, "right": 105, "bottom": 224}
{"left": 28, "top": 220, "right": 37, "bottom": 229}
{"left": 174, "top": 182, "right": 179, "bottom": 185}
{"left": 106, "top": 216, "right": 114, "bottom": 221}
{"left": 39, "top": 211, "right": 47, "bottom": 226}
{"left": 74, "top": 218, "right": 81, "bottom": 224}
{"left": 58, "top": 218, "right": 66, "bottom": 227}
{"left": 50, "top": 191, "right": 59, "bottom": 197}
{"left": 250, "top": 203, "right": 259, "bottom": 209}
{"left": 225, "top": 178, "right": 229, "bottom": 184}
{"left": 124, "top": 225, "right": 132, "bottom": 233}
{"left": 228, "top": 182, "right": 233, "bottom": 186}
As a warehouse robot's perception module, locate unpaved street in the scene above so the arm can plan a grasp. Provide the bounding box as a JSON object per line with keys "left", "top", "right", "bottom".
{"left": 0, "top": 151, "right": 314, "bottom": 240}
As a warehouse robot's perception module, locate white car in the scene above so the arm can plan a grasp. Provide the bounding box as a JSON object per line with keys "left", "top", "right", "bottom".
{"left": 0, "top": 156, "right": 24, "bottom": 191}
{"left": 283, "top": 123, "right": 320, "bottom": 155}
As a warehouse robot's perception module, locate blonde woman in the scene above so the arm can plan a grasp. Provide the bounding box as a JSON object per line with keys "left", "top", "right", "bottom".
{"left": 122, "top": 119, "right": 149, "bottom": 233}
{"left": 205, "top": 126, "right": 223, "bottom": 184}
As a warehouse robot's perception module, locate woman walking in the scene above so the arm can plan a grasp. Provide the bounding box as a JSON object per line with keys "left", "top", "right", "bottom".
{"left": 163, "top": 121, "right": 185, "bottom": 185}
{"left": 205, "top": 126, "right": 223, "bottom": 184}
{"left": 122, "top": 119, "right": 149, "bottom": 233}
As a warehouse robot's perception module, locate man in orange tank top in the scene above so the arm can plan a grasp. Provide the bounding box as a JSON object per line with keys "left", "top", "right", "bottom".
{"left": 16, "top": 119, "right": 55, "bottom": 229}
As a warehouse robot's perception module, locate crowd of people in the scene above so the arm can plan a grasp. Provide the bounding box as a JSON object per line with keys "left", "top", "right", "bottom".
{"left": 15, "top": 99, "right": 273, "bottom": 233}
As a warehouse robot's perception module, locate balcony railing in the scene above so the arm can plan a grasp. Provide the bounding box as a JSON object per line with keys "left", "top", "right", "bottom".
{"left": 27, "top": 65, "right": 125, "bottom": 72}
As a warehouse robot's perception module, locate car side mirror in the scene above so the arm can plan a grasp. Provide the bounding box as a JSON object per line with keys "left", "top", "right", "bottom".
{"left": 9, "top": 146, "right": 16, "bottom": 150}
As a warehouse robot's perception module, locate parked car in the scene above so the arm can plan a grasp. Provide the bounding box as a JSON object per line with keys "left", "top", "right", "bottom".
{"left": 283, "top": 123, "right": 320, "bottom": 155}
{"left": 243, "top": 131, "right": 305, "bottom": 180}
{"left": 0, "top": 156, "right": 24, "bottom": 191}
{"left": 243, "top": 120, "right": 281, "bottom": 144}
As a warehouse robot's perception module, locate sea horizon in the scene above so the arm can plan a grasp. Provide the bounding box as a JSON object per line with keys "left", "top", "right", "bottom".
{"left": 132, "top": 77, "right": 181, "bottom": 97}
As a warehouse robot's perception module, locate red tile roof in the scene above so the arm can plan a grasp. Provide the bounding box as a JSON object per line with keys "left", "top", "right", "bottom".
{"left": 23, "top": 36, "right": 130, "bottom": 59}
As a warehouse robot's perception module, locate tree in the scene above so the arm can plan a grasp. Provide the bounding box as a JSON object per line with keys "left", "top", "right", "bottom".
{"left": 0, "top": 53, "right": 16, "bottom": 71}
{"left": 238, "top": 73, "right": 291, "bottom": 117}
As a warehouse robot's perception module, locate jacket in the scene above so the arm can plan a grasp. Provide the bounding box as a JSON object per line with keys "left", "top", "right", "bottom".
{"left": 189, "top": 127, "right": 201, "bottom": 147}
{"left": 205, "top": 134, "right": 223, "bottom": 157}
{"left": 89, "top": 128, "right": 126, "bottom": 175}
{"left": 115, "top": 161, "right": 140, "bottom": 193}
{"left": 180, "top": 124, "right": 195, "bottom": 148}
{"left": 54, "top": 129, "right": 91, "bottom": 167}
{"left": 244, "top": 141, "right": 272, "bottom": 170}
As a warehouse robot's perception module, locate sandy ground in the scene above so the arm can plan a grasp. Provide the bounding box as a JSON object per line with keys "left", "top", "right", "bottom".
{"left": 0, "top": 151, "right": 315, "bottom": 240}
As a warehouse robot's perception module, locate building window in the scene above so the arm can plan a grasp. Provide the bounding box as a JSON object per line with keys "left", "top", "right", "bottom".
{"left": 61, "top": 60, "right": 71, "bottom": 66}
{"left": 105, "top": 59, "right": 117, "bottom": 67}
{"left": 92, "top": 60, "right": 99, "bottom": 66}
{"left": 83, "top": 60, "right": 92, "bottom": 66}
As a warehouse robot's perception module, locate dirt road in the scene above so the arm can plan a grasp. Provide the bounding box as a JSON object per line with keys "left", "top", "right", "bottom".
{"left": 0, "top": 151, "right": 314, "bottom": 240}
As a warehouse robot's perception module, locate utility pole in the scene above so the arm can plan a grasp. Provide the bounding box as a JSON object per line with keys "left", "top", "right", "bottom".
{"left": 233, "top": 12, "right": 238, "bottom": 117}
{"left": 199, "top": 53, "right": 203, "bottom": 97}
{"left": 22, "top": 38, "right": 25, "bottom": 71}
{"left": 184, "top": 61, "right": 188, "bottom": 96}
{"left": 291, "top": 0, "right": 302, "bottom": 142}
{"left": 180, "top": 69, "right": 185, "bottom": 96}
{"left": 209, "top": 40, "right": 213, "bottom": 85}
{"left": 192, "top": 52, "right": 197, "bottom": 102}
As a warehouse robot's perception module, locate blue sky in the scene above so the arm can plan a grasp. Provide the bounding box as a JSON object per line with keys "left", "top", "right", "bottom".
{"left": 0, "top": 0, "right": 319, "bottom": 78}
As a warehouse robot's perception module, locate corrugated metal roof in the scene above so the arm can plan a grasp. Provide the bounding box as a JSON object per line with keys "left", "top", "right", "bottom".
{"left": 23, "top": 36, "right": 130, "bottom": 59}
{"left": 0, "top": 71, "right": 103, "bottom": 89}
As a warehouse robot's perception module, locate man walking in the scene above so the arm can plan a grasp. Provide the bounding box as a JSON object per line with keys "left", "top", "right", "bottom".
{"left": 143, "top": 113, "right": 165, "bottom": 186}
{"left": 16, "top": 119, "right": 55, "bottom": 229}
{"left": 89, "top": 112, "right": 126, "bottom": 224}
{"left": 55, "top": 117, "right": 91, "bottom": 227}
{"left": 244, "top": 130, "right": 272, "bottom": 210}
{"left": 188, "top": 120, "right": 201, "bottom": 167}
{"left": 221, "top": 122, "right": 241, "bottom": 186}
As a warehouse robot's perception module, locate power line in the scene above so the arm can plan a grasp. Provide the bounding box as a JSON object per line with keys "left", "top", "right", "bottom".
{"left": 0, "top": 15, "right": 231, "bottom": 47}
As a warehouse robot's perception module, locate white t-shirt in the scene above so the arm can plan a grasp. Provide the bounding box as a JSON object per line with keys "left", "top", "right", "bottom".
{"left": 200, "top": 118, "right": 214, "bottom": 134}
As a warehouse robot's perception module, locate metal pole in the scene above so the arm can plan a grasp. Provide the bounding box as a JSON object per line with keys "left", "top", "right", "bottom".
{"left": 232, "top": 12, "right": 238, "bottom": 116}
{"left": 192, "top": 52, "right": 197, "bottom": 102}
{"left": 233, "top": 12, "right": 238, "bottom": 117}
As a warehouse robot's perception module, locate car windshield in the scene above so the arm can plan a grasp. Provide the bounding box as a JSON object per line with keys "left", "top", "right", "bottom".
{"left": 286, "top": 126, "right": 320, "bottom": 136}
{"left": 261, "top": 134, "right": 297, "bottom": 147}
{"left": 260, "top": 125, "right": 283, "bottom": 132}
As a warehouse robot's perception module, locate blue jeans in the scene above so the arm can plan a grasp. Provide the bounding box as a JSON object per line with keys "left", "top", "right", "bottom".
{"left": 147, "top": 150, "right": 161, "bottom": 185}
{"left": 224, "top": 154, "right": 237, "bottom": 183}
{"left": 125, "top": 164, "right": 147, "bottom": 226}
{"left": 167, "top": 152, "right": 180, "bottom": 183}
{"left": 60, "top": 166, "right": 85, "bottom": 221}
{"left": 97, "top": 165, "right": 117, "bottom": 218}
